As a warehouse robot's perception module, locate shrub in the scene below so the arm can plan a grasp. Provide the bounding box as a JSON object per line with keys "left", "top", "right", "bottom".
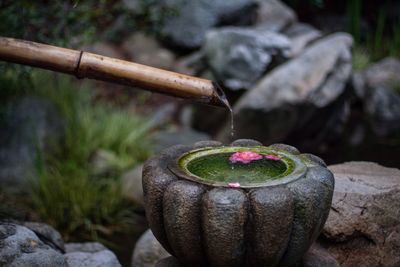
{"left": 28, "top": 71, "right": 153, "bottom": 239}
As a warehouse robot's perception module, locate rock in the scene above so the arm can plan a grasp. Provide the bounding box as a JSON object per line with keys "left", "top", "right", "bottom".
{"left": 322, "top": 162, "right": 400, "bottom": 267}
{"left": 0, "top": 222, "right": 68, "bottom": 267}
{"left": 65, "top": 242, "right": 122, "bottom": 267}
{"left": 0, "top": 97, "right": 65, "bottom": 192}
{"left": 89, "top": 149, "right": 121, "bottom": 176}
{"left": 353, "top": 58, "right": 400, "bottom": 136}
{"left": 203, "top": 27, "right": 291, "bottom": 90}
{"left": 284, "top": 23, "right": 322, "bottom": 57}
{"left": 173, "top": 51, "right": 206, "bottom": 76}
{"left": 122, "top": 33, "right": 175, "bottom": 70}
{"left": 354, "top": 57, "right": 400, "bottom": 97}
{"left": 160, "top": 0, "right": 257, "bottom": 50}
{"left": 217, "top": 33, "right": 353, "bottom": 144}
{"left": 300, "top": 243, "right": 340, "bottom": 267}
{"left": 255, "top": 0, "right": 297, "bottom": 32}
{"left": 121, "top": 164, "right": 144, "bottom": 207}
{"left": 122, "top": 0, "right": 142, "bottom": 13}
{"left": 83, "top": 42, "right": 125, "bottom": 59}
{"left": 153, "top": 128, "right": 210, "bottom": 153}
{"left": 362, "top": 86, "right": 400, "bottom": 136}
{"left": 23, "top": 222, "right": 65, "bottom": 253}
{"left": 132, "top": 229, "right": 171, "bottom": 267}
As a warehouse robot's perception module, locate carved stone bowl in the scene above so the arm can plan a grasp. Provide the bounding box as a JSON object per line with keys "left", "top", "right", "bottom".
{"left": 142, "top": 139, "right": 334, "bottom": 267}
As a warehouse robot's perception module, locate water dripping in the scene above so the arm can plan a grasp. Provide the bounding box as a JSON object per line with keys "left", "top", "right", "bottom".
{"left": 212, "top": 81, "right": 235, "bottom": 140}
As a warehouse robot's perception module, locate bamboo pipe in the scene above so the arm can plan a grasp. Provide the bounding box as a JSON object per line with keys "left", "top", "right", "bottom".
{"left": 0, "top": 37, "right": 229, "bottom": 107}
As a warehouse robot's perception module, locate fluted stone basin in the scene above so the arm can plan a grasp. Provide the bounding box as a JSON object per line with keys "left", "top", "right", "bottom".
{"left": 142, "top": 139, "right": 334, "bottom": 267}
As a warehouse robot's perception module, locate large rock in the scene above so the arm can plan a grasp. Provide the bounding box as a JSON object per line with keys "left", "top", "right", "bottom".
{"left": 132, "top": 229, "right": 171, "bottom": 267}
{"left": 284, "top": 23, "right": 322, "bottom": 57}
{"left": 160, "top": 0, "right": 257, "bottom": 50}
{"left": 23, "top": 222, "right": 65, "bottom": 253}
{"left": 203, "top": 27, "right": 291, "bottom": 90}
{"left": 65, "top": 242, "right": 122, "bottom": 267}
{"left": 217, "top": 33, "right": 353, "bottom": 144}
{"left": 322, "top": 162, "right": 400, "bottom": 267}
{"left": 255, "top": 0, "right": 297, "bottom": 32}
{"left": 121, "top": 164, "right": 144, "bottom": 207}
{"left": 83, "top": 42, "right": 125, "bottom": 60}
{"left": 353, "top": 57, "right": 400, "bottom": 136}
{"left": 300, "top": 243, "right": 340, "bottom": 267}
{"left": 0, "top": 97, "right": 65, "bottom": 192}
{"left": 122, "top": 33, "right": 176, "bottom": 70}
{"left": 0, "top": 222, "right": 68, "bottom": 266}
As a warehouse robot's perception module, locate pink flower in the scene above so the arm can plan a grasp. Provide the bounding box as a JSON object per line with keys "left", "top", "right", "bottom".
{"left": 229, "top": 151, "right": 263, "bottom": 164}
{"left": 265, "top": 154, "right": 281, "bottom": 161}
{"left": 228, "top": 182, "right": 241, "bottom": 188}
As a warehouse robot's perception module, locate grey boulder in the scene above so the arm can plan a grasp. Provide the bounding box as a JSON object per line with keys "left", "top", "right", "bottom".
{"left": 255, "top": 0, "right": 297, "bottom": 32}
{"left": 23, "top": 222, "right": 65, "bottom": 253}
{"left": 217, "top": 33, "right": 353, "bottom": 144}
{"left": 122, "top": 33, "right": 176, "bottom": 70}
{"left": 160, "top": 0, "right": 257, "bottom": 49}
{"left": 322, "top": 161, "right": 400, "bottom": 267}
{"left": 284, "top": 23, "right": 322, "bottom": 57}
{"left": 353, "top": 57, "right": 400, "bottom": 136}
{"left": 65, "top": 242, "right": 122, "bottom": 267}
{"left": 0, "top": 223, "right": 68, "bottom": 267}
{"left": 121, "top": 164, "right": 145, "bottom": 207}
{"left": 132, "top": 229, "right": 171, "bottom": 267}
{"left": 203, "top": 27, "right": 291, "bottom": 90}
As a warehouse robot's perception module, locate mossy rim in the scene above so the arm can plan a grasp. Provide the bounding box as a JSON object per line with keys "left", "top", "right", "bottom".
{"left": 169, "top": 146, "right": 307, "bottom": 188}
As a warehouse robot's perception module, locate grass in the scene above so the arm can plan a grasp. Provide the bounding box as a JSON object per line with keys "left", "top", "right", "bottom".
{"left": 352, "top": 46, "right": 372, "bottom": 71}
{"left": 2, "top": 69, "right": 154, "bottom": 240}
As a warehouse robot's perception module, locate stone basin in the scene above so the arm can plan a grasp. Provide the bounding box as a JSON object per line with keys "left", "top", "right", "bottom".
{"left": 142, "top": 139, "right": 334, "bottom": 267}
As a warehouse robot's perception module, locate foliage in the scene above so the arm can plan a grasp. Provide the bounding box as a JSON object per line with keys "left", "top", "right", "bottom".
{"left": 0, "top": 0, "right": 171, "bottom": 46}
{"left": 14, "top": 70, "right": 154, "bottom": 239}
{"left": 346, "top": 0, "right": 362, "bottom": 43}
{"left": 352, "top": 47, "right": 372, "bottom": 71}
{"left": 346, "top": 0, "right": 400, "bottom": 60}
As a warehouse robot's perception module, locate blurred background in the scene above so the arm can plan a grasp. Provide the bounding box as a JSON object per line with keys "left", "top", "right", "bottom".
{"left": 0, "top": 0, "right": 399, "bottom": 266}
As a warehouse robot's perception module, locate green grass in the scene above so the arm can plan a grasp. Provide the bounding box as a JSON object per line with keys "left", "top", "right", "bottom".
{"left": 17, "top": 70, "right": 154, "bottom": 239}
{"left": 352, "top": 46, "right": 372, "bottom": 71}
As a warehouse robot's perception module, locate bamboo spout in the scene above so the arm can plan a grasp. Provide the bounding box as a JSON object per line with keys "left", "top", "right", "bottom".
{"left": 0, "top": 37, "right": 228, "bottom": 107}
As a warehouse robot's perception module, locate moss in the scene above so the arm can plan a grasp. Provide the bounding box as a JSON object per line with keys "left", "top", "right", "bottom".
{"left": 176, "top": 146, "right": 306, "bottom": 188}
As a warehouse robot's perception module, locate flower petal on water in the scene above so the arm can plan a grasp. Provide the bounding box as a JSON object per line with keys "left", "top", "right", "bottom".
{"left": 265, "top": 154, "right": 281, "bottom": 161}
{"left": 229, "top": 151, "right": 263, "bottom": 164}
{"left": 228, "top": 182, "right": 241, "bottom": 188}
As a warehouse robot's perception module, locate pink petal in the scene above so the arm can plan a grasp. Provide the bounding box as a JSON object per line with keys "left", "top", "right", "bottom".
{"left": 265, "top": 154, "right": 281, "bottom": 161}
{"left": 228, "top": 182, "right": 241, "bottom": 188}
{"left": 229, "top": 151, "right": 263, "bottom": 164}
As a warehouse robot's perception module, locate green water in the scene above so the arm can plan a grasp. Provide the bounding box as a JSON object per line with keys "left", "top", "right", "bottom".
{"left": 186, "top": 153, "right": 287, "bottom": 184}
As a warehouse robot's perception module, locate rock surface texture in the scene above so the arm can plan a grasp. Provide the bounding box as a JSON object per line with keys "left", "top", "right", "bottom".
{"left": 132, "top": 229, "right": 171, "bottom": 267}
{"left": 23, "top": 222, "right": 65, "bottom": 253}
{"left": 122, "top": 33, "right": 175, "bottom": 70}
{"left": 217, "top": 33, "right": 353, "bottom": 144}
{"left": 160, "top": 0, "right": 257, "bottom": 49}
{"left": 0, "top": 222, "right": 122, "bottom": 267}
{"left": 255, "top": 0, "right": 297, "bottom": 31}
{"left": 284, "top": 23, "right": 322, "bottom": 57}
{"left": 64, "top": 242, "right": 122, "bottom": 267}
{"left": 353, "top": 57, "right": 400, "bottom": 136}
{"left": 323, "top": 161, "right": 400, "bottom": 267}
{"left": 203, "top": 27, "right": 291, "bottom": 90}
{"left": 0, "top": 223, "right": 68, "bottom": 267}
